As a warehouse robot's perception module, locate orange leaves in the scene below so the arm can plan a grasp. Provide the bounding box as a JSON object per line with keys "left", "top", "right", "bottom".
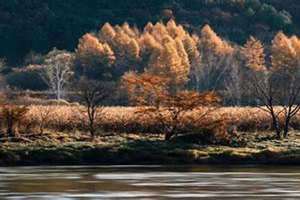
{"left": 243, "top": 33, "right": 300, "bottom": 74}
{"left": 99, "top": 23, "right": 116, "bottom": 42}
{"left": 243, "top": 34, "right": 300, "bottom": 138}
{"left": 163, "top": 91, "right": 220, "bottom": 109}
{"left": 271, "top": 32, "right": 300, "bottom": 72}
{"left": 122, "top": 72, "right": 168, "bottom": 106}
{"left": 99, "top": 23, "right": 140, "bottom": 59}
{"left": 182, "top": 35, "right": 200, "bottom": 63}
{"left": 242, "top": 36, "right": 266, "bottom": 72}
{"left": 200, "top": 24, "right": 233, "bottom": 56}
{"left": 78, "top": 20, "right": 238, "bottom": 89}
{"left": 155, "top": 40, "right": 187, "bottom": 84}
{"left": 120, "top": 22, "right": 223, "bottom": 111}
{"left": 166, "top": 19, "right": 186, "bottom": 39}
{"left": 75, "top": 33, "right": 116, "bottom": 79}
{"left": 76, "top": 33, "right": 115, "bottom": 67}
{"left": 139, "top": 21, "right": 192, "bottom": 87}
{"left": 190, "top": 24, "right": 234, "bottom": 91}
{"left": 122, "top": 68, "right": 220, "bottom": 115}
{"left": 121, "top": 68, "right": 221, "bottom": 140}
{"left": 127, "top": 39, "right": 140, "bottom": 59}
{"left": 77, "top": 34, "right": 103, "bottom": 57}
{"left": 115, "top": 20, "right": 193, "bottom": 87}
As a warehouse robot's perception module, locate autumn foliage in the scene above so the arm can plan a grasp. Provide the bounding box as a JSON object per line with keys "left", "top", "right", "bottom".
{"left": 122, "top": 66, "right": 220, "bottom": 140}
{"left": 242, "top": 33, "right": 300, "bottom": 138}
{"left": 2, "top": 19, "right": 300, "bottom": 142}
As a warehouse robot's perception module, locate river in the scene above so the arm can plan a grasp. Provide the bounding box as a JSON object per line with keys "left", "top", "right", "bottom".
{"left": 0, "top": 165, "right": 300, "bottom": 199}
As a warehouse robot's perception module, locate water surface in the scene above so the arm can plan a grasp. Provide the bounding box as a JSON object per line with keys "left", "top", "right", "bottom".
{"left": 0, "top": 165, "right": 300, "bottom": 199}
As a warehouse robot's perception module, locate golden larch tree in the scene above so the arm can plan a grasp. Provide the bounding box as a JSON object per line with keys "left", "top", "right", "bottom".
{"left": 244, "top": 33, "right": 300, "bottom": 139}
{"left": 242, "top": 36, "right": 266, "bottom": 72}
{"left": 191, "top": 24, "right": 234, "bottom": 91}
{"left": 99, "top": 23, "right": 116, "bottom": 43}
{"left": 75, "top": 33, "right": 115, "bottom": 80}
{"left": 271, "top": 32, "right": 297, "bottom": 72}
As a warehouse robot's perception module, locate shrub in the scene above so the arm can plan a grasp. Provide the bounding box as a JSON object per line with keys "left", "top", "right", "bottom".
{"left": 6, "top": 71, "right": 48, "bottom": 91}
{"left": 0, "top": 105, "right": 29, "bottom": 138}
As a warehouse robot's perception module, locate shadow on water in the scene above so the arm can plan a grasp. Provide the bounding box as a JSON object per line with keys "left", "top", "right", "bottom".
{"left": 0, "top": 165, "right": 300, "bottom": 199}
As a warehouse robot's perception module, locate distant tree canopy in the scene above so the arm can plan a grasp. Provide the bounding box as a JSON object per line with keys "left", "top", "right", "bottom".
{"left": 6, "top": 19, "right": 300, "bottom": 105}
{"left": 0, "top": 0, "right": 299, "bottom": 65}
{"left": 6, "top": 66, "right": 48, "bottom": 91}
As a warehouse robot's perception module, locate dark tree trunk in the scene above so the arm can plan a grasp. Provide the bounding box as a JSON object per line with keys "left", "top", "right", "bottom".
{"left": 6, "top": 115, "right": 15, "bottom": 138}
{"left": 271, "top": 112, "right": 281, "bottom": 139}
{"left": 164, "top": 124, "right": 176, "bottom": 141}
{"left": 89, "top": 121, "right": 95, "bottom": 138}
{"left": 87, "top": 104, "right": 96, "bottom": 138}
{"left": 165, "top": 132, "right": 173, "bottom": 141}
{"left": 283, "top": 116, "right": 291, "bottom": 138}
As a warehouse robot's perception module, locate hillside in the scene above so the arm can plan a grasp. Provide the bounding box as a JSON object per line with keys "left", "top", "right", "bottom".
{"left": 0, "top": 0, "right": 298, "bottom": 65}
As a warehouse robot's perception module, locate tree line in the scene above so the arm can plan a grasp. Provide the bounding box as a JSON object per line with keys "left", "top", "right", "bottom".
{"left": 1, "top": 20, "right": 300, "bottom": 139}
{"left": 4, "top": 20, "right": 300, "bottom": 103}
{"left": 0, "top": 0, "right": 297, "bottom": 65}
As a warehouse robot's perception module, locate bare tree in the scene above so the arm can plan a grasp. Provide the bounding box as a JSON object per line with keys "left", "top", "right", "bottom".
{"left": 36, "top": 106, "right": 52, "bottom": 134}
{"left": 42, "top": 48, "right": 74, "bottom": 100}
{"left": 77, "top": 78, "right": 113, "bottom": 137}
{"left": 247, "top": 69, "right": 300, "bottom": 138}
{"left": 243, "top": 35, "right": 300, "bottom": 139}
{"left": 224, "top": 52, "right": 243, "bottom": 105}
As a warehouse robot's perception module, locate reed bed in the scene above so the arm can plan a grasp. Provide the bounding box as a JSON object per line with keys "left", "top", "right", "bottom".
{"left": 20, "top": 106, "right": 300, "bottom": 134}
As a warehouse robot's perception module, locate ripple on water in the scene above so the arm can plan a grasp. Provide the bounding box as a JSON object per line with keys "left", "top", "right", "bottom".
{"left": 1, "top": 166, "right": 300, "bottom": 200}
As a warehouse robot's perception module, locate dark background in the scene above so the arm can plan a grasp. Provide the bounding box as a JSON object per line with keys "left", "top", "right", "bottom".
{"left": 0, "top": 0, "right": 298, "bottom": 65}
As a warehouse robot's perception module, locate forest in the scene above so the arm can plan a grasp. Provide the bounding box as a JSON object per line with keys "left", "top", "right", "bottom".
{"left": 0, "top": 0, "right": 299, "bottom": 65}
{"left": 1, "top": 1, "right": 300, "bottom": 166}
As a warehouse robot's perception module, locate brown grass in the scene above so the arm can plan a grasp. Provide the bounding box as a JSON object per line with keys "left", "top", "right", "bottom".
{"left": 13, "top": 105, "right": 300, "bottom": 135}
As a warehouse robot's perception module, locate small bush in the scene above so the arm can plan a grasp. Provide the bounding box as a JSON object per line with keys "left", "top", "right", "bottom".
{"left": 0, "top": 105, "right": 29, "bottom": 138}
{"left": 6, "top": 71, "right": 48, "bottom": 91}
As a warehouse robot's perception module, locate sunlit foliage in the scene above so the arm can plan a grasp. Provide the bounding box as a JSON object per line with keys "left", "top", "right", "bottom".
{"left": 75, "top": 33, "right": 115, "bottom": 80}
{"left": 243, "top": 32, "right": 300, "bottom": 138}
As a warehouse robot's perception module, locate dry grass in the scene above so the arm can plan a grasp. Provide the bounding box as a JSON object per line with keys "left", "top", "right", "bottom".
{"left": 15, "top": 105, "right": 300, "bottom": 134}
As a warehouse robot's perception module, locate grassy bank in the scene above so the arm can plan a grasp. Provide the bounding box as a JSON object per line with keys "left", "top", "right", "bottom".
{"left": 1, "top": 132, "right": 300, "bottom": 166}
{"left": 2, "top": 105, "right": 300, "bottom": 166}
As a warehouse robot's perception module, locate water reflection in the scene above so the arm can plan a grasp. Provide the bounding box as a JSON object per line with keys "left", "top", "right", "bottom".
{"left": 0, "top": 165, "right": 300, "bottom": 199}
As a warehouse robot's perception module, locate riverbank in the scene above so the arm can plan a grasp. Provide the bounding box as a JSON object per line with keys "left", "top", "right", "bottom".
{"left": 1, "top": 132, "right": 300, "bottom": 166}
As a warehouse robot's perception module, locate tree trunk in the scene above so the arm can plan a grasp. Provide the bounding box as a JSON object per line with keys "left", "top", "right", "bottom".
{"left": 57, "top": 85, "right": 61, "bottom": 100}
{"left": 283, "top": 116, "right": 291, "bottom": 138}
{"left": 7, "top": 116, "right": 14, "bottom": 138}
{"left": 165, "top": 132, "right": 173, "bottom": 141}
{"left": 165, "top": 126, "right": 176, "bottom": 141}
{"left": 89, "top": 121, "right": 95, "bottom": 138}
{"left": 87, "top": 106, "right": 96, "bottom": 138}
{"left": 40, "top": 123, "right": 44, "bottom": 134}
{"left": 271, "top": 112, "right": 281, "bottom": 139}
{"left": 57, "top": 91, "right": 61, "bottom": 100}
{"left": 89, "top": 129, "right": 95, "bottom": 138}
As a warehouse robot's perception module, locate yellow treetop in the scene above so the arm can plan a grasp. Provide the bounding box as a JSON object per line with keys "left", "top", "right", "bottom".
{"left": 122, "top": 22, "right": 139, "bottom": 38}
{"left": 199, "top": 24, "right": 233, "bottom": 56}
{"left": 242, "top": 36, "right": 266, "bottom": 72}
{"left": 271, "top": 32, "right": 298, "bottom": 72}
{"left": 127, "top": 38, "right": 140, "bottom": 59}
{"left": 166, "top": 19, "right": 186, "bottom": 39}
{"left": 76, "top": 33, "right": 115, "bottom": 67}
{"left": 182, "top": 35, "right": 200, "bottom": 62}
{"left": 99, "top": 23, "right": 116, "bottom": 42}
